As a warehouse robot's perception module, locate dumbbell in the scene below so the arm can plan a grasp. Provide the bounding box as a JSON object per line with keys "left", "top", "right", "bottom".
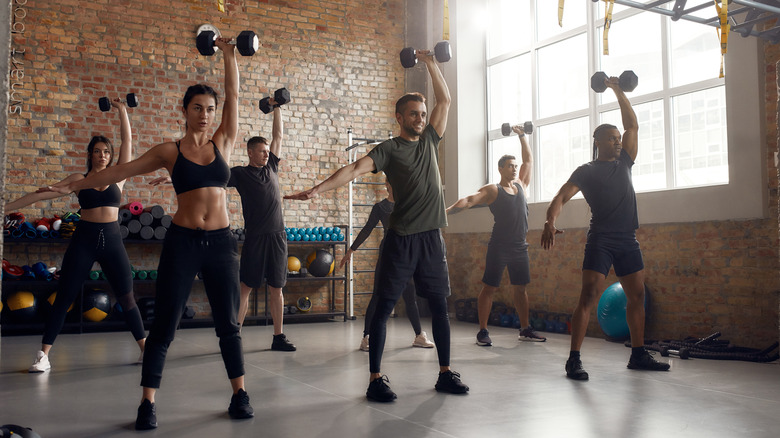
{"left": 590, "top": 70, "right": 638, "bottom": 93}
{"left": 400, "top": 41, "right": 452, "bottom": 68}
{"left": 99, "top": 93, "right": 138, "bottom": 112}
{"left": 196, "top": 30, "right": 258, "bottom": 57}
{"left": 259, "top": 88, "right": 291, "bottom": 114}
{"left": 659, "top": 345, "right": 690, "bottom": 359}
{"left": 501, "top": 121, "right": 534, "bottom": 136}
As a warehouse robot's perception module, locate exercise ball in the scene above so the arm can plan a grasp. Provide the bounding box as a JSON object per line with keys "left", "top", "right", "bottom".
{"left": 597, "top": 282, "right": 632, "bottom": 340}
{"left": 82, "top": 289, "right": 111, "bottom": 322}
{"left": 306, "top": 249, "right": 334, "bottom": 277}
{"left": 287, "top": 256, "right": 301, "bottom": 272}
{"left": 6, "top": 291, "right": 37, "bottom": 322}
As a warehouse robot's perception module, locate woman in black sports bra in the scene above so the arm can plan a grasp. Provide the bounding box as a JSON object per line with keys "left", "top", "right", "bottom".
{"left": 43, "top": 36, "right": 253, "bottom": 429}
{"left": 6, "top": 99, "right": 146, "bottom": 373}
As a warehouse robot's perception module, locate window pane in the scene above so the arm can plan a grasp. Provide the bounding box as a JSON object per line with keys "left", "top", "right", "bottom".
{"left": 487, "top": 0, "right": 531, "bottom": 58}
{"left": 600, "top": 100, "right": 667, "bottom": 191}
{"left": 536, "top": 0, "right": 586, "bottom": 42}
{"left": 536, "top": 117, "right": 591, "bottom": 201}
{"left": 670, "top": 18, "right": 722, "bottom": 86}
{"left": 538, "top": 34, "right": 588, "bottom": 118}
{"left": 488, "top": 136, "right": 536, "bottom": 203}
{"left": 598, "top": 13, "right": 663, "bottom": 100}
{"left": 673, "top": 87, "right": 728, "bottom": 187}
{"left": 488, "top": 55, "right": 532, "bottom": 131}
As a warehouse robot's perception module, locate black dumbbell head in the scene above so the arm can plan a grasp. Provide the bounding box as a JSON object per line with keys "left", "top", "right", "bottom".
{"left": 274, "top": 87, "right": 290, "bottom": 105}
{"left": 501, "top": 123, "right": 512, "bottom": 136}
{"left": 258, "top": 97, "right": 273, "bottom": 114}
{"left": 196, "top": 30, "right": 217, "bottom": 56}
{"left": 400, "top": 47, "right": 417, "bottom": 68}
{"left": 590, "top": 71, "right": 609, "bottom": 93}
{"left": 98, "top": 97, "right": 111, "bottom": 112}
{"left": 523, "top": 121, "right": 534, "bottom": 135}
{"left": 434, "top": 41, "right": 452, "bottom": 63}
{"left": 126, "top": 93, "right": 138, "bottom": 108}
{"left": 619, "top": 70, "right": 638, "bottom": 92}
{"left": 236, "top": 30, "right": 258, "bottom": 56}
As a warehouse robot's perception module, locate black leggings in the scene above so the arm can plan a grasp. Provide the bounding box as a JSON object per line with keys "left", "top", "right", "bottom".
{"left": 369, "top": 294, "right": 450, "bottom": 372}
{"left": 141, "top": 224, "right": 244, "bottom": 389}
{"left": 43, "top": 220, "right": 145, "bottom": 345}
{"left": 363, "top": 280, "right": 422, "bottom": 337}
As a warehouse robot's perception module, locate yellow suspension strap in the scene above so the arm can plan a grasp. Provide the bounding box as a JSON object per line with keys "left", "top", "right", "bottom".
{"left": 603, "top": 0, "right": 615, "bottom": 55}
{"left": 217, "top": 0, "right": 225, "bottom": 13}
{"left": 559, "top": 0, "right": 565, "bottom": 27}
{"left": 714, "top": 0, "right": 729, "bottom": 78}
{"left": 443, "top": 0, "right": 450, "bottom": 41}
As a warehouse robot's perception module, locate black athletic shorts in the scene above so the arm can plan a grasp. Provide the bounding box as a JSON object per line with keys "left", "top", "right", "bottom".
{"left": 482, "top": 243, "right": 530, "bottom": 287}
{"left": 582, "top": 231, "right": 644, "bottom": 277}
{"left": 375, "top": 228, "right": 451, "bottom": 300}
{"left": 240, "top": 230, "right": 288, "bottom": 288}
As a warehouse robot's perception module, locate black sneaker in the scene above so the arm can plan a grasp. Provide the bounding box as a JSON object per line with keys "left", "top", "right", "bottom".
{"left": 476, "top": 329, "right": 492, "bottom": 346}
{"left": 135, "top": 399, "right": 157, "bottom": 430}
{"left": 271, "top": 333, "right": 297, "bottom": 351}
{"left": 565, "top": 357, "right": 589, "bottom": 381}
{"left": 366, "top": 375, "right": 397, "bottom": 402}
{"left": 627, "top": 348, "right": 671, "bottom": 371}
{"left": 434, "top": 370, "right": 469, "bottom": 394}
{"left": 228, "top": 389, "right": 254, "bottom": 419}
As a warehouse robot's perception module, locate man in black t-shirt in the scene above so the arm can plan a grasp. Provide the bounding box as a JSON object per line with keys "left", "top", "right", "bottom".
{"left": 228, "top": 102, "right": 296, "bottom": 352}
{"left": 541, "top": 76, "right": 669, "bottom": 381}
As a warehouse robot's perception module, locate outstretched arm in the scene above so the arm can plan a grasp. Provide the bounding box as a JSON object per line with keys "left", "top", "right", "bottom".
{"left": 541, "top": 181, "right": 580, "bottom": 250}
{"left": 419, "top": 52, "right": 451, "bottom": 137}
{"left": 285, "top": 155, "right": 376, "bottom": 200}
{"left": 212, "top": 37, "right": 240, "bottom": 161}
{"left": 6, "top": 173, "right": 83, "bottom": 211}
{"left": 269, "top": 106, "right": 283, "bottom": 158}
{"left": 446, "top": 184, "right": 498, "bottom": 215}
{"left": 42, "top": 144, "right": 169, "bottom": 195}
{"left": 339, "top": 203, "right": 382, "bottom": 268}
{"left": 607, "top": 77, "right": 638, "bottom": 161}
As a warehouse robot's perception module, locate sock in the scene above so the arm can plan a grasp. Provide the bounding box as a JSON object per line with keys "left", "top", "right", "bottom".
{"left": 569, "top": 350, "right": 580, "bottom": 361}
{"left": 631, "top": 346, "right": 645, "bottom": 357}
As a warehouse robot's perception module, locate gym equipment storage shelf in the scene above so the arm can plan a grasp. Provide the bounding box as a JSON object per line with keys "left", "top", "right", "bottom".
{"left": 243, "top": 239, "right": 348, "bottom": 326}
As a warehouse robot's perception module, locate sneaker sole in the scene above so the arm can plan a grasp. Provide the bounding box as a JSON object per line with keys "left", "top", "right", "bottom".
{"left": 519, "top": 337, "right": 547, "bottom": 342}
{"left": 565, "top": 372, "right": 589, "bottom": 381}
{"left": 627, "top": 364, "right": 670, "bottom": 371}
{"left": 435, "top": 385, "right": 469, "bottom": 394}
{"left": 412, "top": 344, "right": 434, "bottom": 348}
{"left": 229, "top": 411, "right": 255, "bottom": 419}
{"left": 366, "top": 393, "right": 397, "bottom": 402}
{"left": 28, "top": 367, "right": 50, "bottom": 373}
{"left": 476, "top": 341, "right": 492, "bottom": 346}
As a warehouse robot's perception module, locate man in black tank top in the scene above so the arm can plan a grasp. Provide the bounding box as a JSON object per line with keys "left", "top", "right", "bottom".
{"left": 446, "top": 125, "right": 545, "bottom": 347}
{"left": 227, "top": 102, "right": 296, "bottom": 351}
{"left": 541, "top": 77, "right": 669, "bottom": 381}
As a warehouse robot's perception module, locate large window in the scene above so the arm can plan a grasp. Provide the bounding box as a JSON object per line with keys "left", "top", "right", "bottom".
{"left": 486, "top": 0, "right": 727, "bottom": 203}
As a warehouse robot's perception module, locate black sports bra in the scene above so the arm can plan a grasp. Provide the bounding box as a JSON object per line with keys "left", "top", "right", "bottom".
{"left": 171, "top": 140, "right": 230, "bottom": 195}
{"left": 77, "top": 181, "right": 121, "bottom": 209}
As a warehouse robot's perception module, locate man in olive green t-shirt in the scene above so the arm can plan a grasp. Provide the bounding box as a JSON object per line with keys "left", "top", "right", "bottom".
{"left": 285, "top": 49, "right": 468, "bottom": 402}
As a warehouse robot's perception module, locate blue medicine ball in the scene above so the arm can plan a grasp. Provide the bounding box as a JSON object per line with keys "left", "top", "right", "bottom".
{"left": 597, "top": 282, "right": 648, "bottom": 341}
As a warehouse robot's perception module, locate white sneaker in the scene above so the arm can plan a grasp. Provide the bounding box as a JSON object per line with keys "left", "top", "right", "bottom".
{"left": 136, "top": 351, "right": 144, "bottom": 365}
{"left": 29, "top": 351, "right": 51, "bottom": 373}
{"left": 412, "top": 331, "right": 435, "bottom": 348}
{"left": 359, "top": 335, "right": 369, "bottom": 352}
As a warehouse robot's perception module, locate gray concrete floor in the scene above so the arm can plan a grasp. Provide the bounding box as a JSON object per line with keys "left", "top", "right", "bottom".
{"left": 1, "top": 317, "right": 779, "bottom": 438}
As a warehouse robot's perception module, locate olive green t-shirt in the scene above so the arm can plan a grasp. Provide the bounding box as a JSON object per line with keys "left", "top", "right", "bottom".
{"left": 367, "top": 124, "right": 447, "bottom": 235}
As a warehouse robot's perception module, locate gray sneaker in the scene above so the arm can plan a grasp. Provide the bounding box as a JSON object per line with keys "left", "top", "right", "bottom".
{"left": 476, "top": 329, "right": 492, "bottom": 346}
{"left": 519, "top": 326, "right": 546, "bottom": 342}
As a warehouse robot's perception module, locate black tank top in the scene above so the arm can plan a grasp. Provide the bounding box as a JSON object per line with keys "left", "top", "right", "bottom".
{"left": 488, "top": 182, "right": 529, "bottom": 247}
{"left": 77, "top": 178, "right": 121, "bottom": 209}
{"left": 171, "top": 140, "right": 230, "bottom": 195}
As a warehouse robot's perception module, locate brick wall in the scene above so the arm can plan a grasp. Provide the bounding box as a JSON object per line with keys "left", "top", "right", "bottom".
{"left": 2, "top": 0, "right": 403, "bottom": 318}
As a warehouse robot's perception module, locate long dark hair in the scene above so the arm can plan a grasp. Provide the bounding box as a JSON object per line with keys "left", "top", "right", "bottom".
{"left": 86, "top": 135, "right": 113, "bottom": 172}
